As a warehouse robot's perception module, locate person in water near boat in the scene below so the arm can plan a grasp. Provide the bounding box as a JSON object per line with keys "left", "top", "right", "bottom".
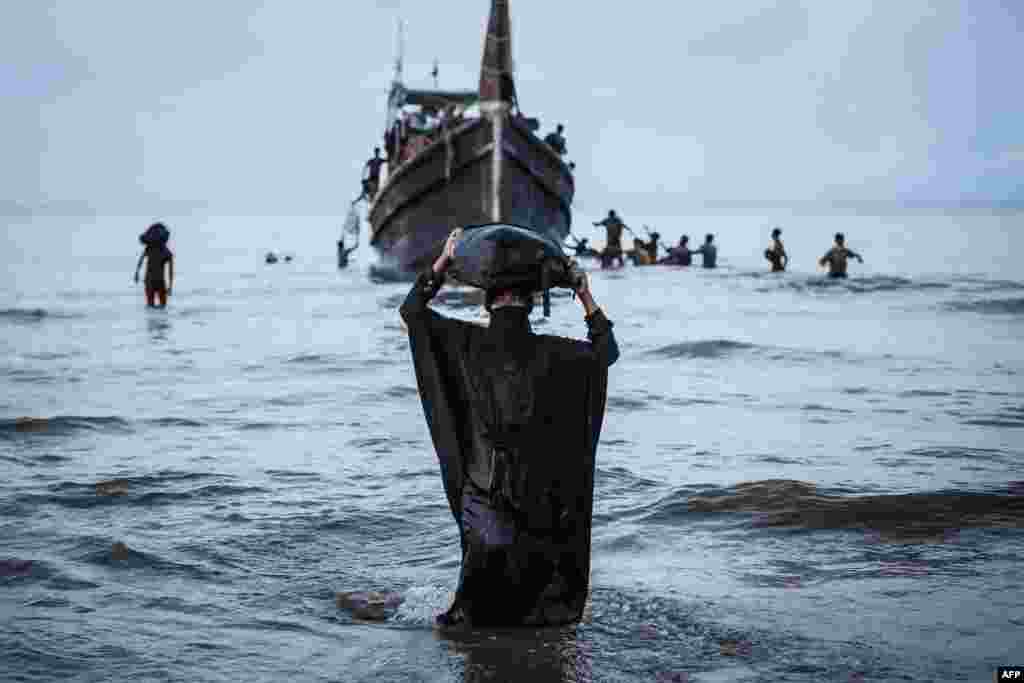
{"left": 659, "top": 235, "right": 693, "bottom": 266}
{"left": 765, "top": 227, "right": 787, "bottom": 272}
{"left": 336, "top": 239, "right": 358, "bottom": 269}
{"left": 818, "top": 232, "right": 863, "bottom": 278}
{"left": 627, "top": 237, "right": 652, "bottom": 266}
{"left": 594, "top": 210, "right": 626, "bottom": 269}
{"left": 400, "top": 228, "right": 619, "bottom": 628}
{"left": 692, "top": 233, "right": 718, "bottom": 268}
{"left": 134, "top": 223, "right": 174, "bottom": 308}
{"left": 544, "top": 124, "right": 567, "bottom": 156}
{"left": 644, "top": 230, "right": 661, "bottom": 263}
{"left": 566, "top": 235, "right": 597, "bottom": 259}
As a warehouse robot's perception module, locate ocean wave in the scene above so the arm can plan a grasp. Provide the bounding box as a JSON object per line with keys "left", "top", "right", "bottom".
{"left": 4, "top": 368, "right": 59, "bottom": 384}
{"left": 606, "top": 395, "right": 649, "bottom": 411}
{"left": 144, "top": 417, "right": 207, "bottom": 428}
{"left": 649, "top": 339, "right": 755, "bottom": 359}
{"left": 961, "top": 416, "right": 1024, "bottom": 428}
{"left": 264, "top": 469, "right": 323, "bottom": 480}
{"left": 73, "top": 539, "right": 227, "bottom": 582}
{"left": 757, "top": 275, "right": 951, "bottom": 295}
{"left": 285, "top": 353, "right": 341, "bottom": 365}
{"left": 595, "top": 465, "right": 662, "bottom": 492}
{"left": 2, "top": 415, "right": 204, "bottom": 437}
{"left": 345, "top": 435, "right": 424, "bottom": 454}
{"left": 0, "top": 307, "right": 83, "bottom": 324}
{"left": 21, "top": 350, "right": 83, "bottom": 361}
{"left": 679, "top": 479, "right": 1024, "bottom": 536}
{"left": 17, "top": 475, "right": 265, "bottom": 510}
{"left": 945, "top": 297, "right": 1024, "bottom": 315}
{"left": 898, "top": 389, "right": 952, "bottom": 398}
{"left": 950, "top": 276, "right": 1024, "bottom": 293}
{"left": 0, "top": 415, "right": 132, "bottom": 437}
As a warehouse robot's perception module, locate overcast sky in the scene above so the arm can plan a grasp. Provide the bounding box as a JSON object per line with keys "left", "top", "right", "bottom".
{"left": 2, "top": 0, "right": 1021, "bottom": 217}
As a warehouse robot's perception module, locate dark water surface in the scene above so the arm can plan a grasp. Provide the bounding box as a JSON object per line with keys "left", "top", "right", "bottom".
{"left": 2, "top": 212, "right": 1023, "bottom": 682}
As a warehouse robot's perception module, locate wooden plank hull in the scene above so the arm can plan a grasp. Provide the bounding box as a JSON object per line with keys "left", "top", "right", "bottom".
{"left": 368, "top": 116, "right": 573, "bottom": 278}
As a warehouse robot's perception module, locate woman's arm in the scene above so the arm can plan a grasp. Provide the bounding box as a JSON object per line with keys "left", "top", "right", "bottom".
{"left": 572, "top": 268, "right": 620, "bottom": 367}
{"left": 134, "top": 250, "right": 145, "bottom": 282}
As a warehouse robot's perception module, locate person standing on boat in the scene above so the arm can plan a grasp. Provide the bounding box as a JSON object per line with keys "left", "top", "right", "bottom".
{"left": 544, "top": 124, "right": 567, "bottom": 156}
{"left": 357, "top": 148, "right": 387, "bottom": 203}
{"left": 818, "top": 233, "right": 863, "bottom": 278}
{"left": 385, "top": 120, "right": 401, "bottom": 169}
{"left": 134, "top": 223, "right": 174, "bottom": 308}
{"left": 594, "top": 210, "right": 626, "bottom": 269}
{"left": 692, "top": 234, "right": 718, "bottom": 269}
{"left": 765, "top": 227, "right": 788, "bottom": 272}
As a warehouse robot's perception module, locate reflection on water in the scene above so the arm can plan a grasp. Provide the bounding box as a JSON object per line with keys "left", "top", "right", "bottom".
{"left": 437, "top": 625, "right": 590, "bottom": 683}
{"left": 146, "top": 310, "right": 171, "bottom": 342}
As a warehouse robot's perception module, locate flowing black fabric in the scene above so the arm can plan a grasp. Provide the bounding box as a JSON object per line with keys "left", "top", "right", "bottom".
{"left": 400, "top": 271, "right": 618, "bottom": 626}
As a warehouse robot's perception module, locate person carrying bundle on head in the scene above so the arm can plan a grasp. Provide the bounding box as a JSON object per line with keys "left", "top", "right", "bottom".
{"left": 134, "top": 222, "right": 174, "bottom": 308}
{"left": 399, "top": 224, "right": 620, "bottom": 628}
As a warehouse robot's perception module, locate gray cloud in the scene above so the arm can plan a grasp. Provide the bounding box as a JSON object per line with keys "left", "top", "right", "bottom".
{"left": 2, "top": 0, "right": 1021, "bottom": 217}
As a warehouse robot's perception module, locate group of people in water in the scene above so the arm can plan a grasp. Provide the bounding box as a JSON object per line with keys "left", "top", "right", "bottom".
{"left": 571, "top": 210, "right": 865, "bottom": 277}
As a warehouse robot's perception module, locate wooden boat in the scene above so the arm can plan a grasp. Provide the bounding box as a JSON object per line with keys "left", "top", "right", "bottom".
{"left": 366, "top": 0, "right": 574, "bottom": 279}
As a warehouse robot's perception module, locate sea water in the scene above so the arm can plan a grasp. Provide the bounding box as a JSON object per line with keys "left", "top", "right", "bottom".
{"left": 2, "top": 210, "right": 1022, "bottom": 682}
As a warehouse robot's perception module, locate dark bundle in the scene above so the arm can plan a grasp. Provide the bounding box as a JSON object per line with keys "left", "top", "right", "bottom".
{"left": 447, "top": 223, "right": 578, "bottom": 316}
{"left": 139, "top": 222, "right": 170, "bottom": 246}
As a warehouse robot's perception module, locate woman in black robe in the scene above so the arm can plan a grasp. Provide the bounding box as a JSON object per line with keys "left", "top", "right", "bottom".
{"left": 400, "top": 229, "right": 619, "bottom": 627}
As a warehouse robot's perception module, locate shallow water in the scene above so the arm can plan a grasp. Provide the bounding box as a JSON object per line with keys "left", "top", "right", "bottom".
{"left": 2, "top": 211, "right": 1023, "bottom": 682}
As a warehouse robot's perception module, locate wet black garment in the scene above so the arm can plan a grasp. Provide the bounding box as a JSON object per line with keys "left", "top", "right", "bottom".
{"left": 400, "top": 271, "right": 619, "bottom": 627}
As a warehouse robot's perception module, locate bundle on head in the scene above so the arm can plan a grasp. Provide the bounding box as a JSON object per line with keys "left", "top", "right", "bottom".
{"left": 447, "top": 223, "right": 578, "bottom": 317}
{"left": 139, "top": 222, "right": 170, "bottom": 246}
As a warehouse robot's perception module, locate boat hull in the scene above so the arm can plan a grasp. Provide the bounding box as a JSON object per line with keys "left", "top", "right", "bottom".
{"left": 368, "top": 116, "right": 573, "bottom": 278}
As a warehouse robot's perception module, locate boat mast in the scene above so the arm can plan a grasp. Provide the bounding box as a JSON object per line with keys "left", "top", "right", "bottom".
{"left": 479, "top": 0, "right": 516, "bottom": 222}
{"left": 394, "top": 18, "right": 405, "bottom": 85}
{"left": 384, "top": 19, "right": 406, "bottom": 134}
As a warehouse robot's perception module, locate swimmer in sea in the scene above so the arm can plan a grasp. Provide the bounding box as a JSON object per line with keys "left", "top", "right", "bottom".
{"left": 818, "top": 232, "right": 863, "bottom": 278}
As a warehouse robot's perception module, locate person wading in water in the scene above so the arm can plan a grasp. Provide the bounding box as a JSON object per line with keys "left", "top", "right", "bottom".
{"left": 765, "top": 227, "right": 788, "bottom": 272}
{"left": 818, "top": 232, "right": 863, "bottom": 278}
{"left": 134, "top": 223, "right": 174, "bottom": 308}
{"left": 593, "top": 210, "right": 627, "bottom": 269}
{"left": 400, "top": 227, "right": 620, "bottom": 627}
